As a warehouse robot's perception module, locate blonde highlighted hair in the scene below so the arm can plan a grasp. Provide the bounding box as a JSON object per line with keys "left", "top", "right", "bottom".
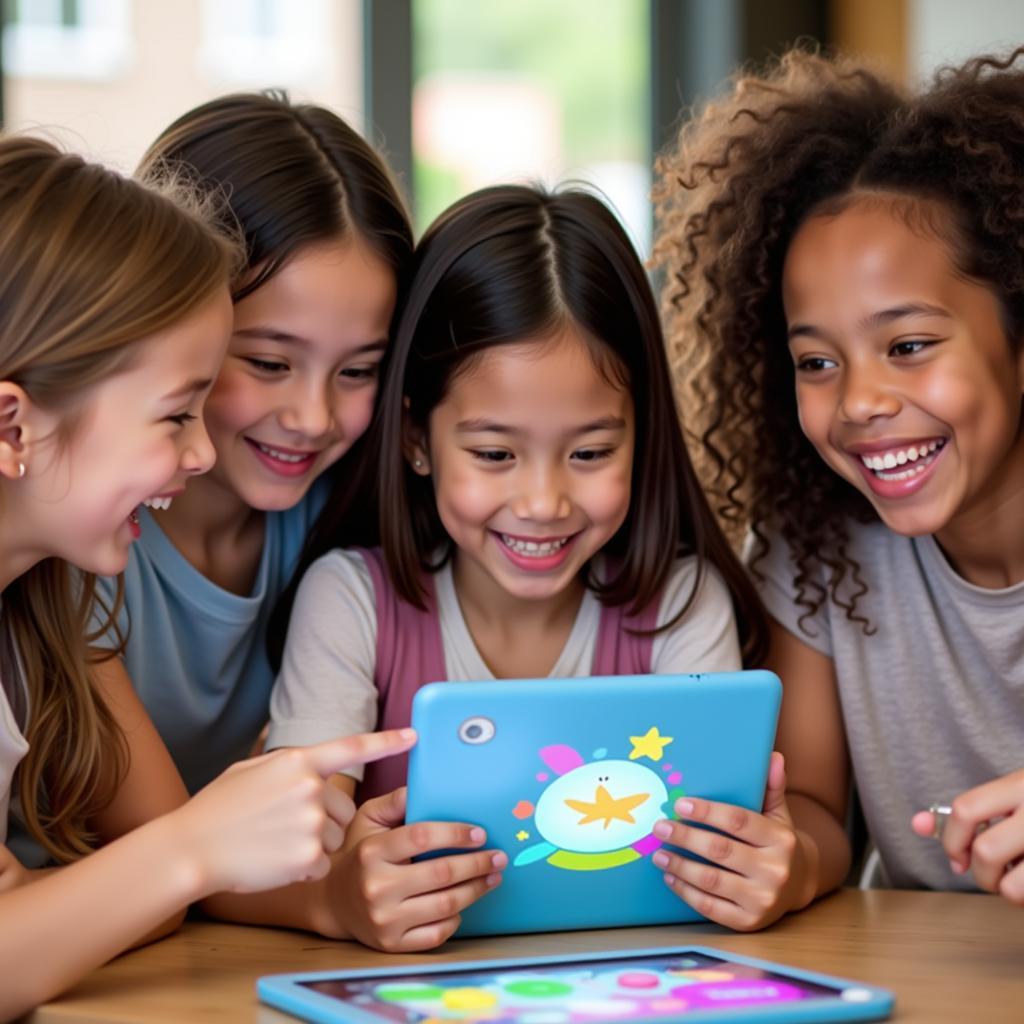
{"left": 0, "top": 135, "right": 237, "bottom": 860}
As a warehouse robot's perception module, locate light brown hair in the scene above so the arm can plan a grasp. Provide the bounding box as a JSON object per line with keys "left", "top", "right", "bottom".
{"left": 0, "top": 135, "right": 236, "bottom": 860}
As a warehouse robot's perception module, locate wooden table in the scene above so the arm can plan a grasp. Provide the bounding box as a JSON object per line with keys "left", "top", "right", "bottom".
{"left": 28, "top": 889, "right": 1023, "bottom": 1023}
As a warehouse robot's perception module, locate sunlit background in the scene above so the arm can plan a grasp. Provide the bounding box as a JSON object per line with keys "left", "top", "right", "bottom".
{"left": 3, "top": 0, "right": 1024, "bottom": 254}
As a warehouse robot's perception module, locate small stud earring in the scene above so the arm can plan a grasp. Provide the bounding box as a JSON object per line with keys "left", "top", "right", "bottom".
{"left": 17, "top": 462, "right": 25, "bottom": 479}
{"left": 414, "top": 458, "right": 423, "bottom": 469}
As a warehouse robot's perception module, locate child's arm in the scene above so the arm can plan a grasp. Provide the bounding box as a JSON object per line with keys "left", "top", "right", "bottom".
{"left": 0, "top": 729, "right": 414, "bottom": 1020}
{"left": 200, "top": 776, "right": 507, "bottom": 946}
{"left": 913, "top": 769, "right": 1024, "bottom": 905}
{"left": 87, "top": 656, "right": 193, "bottom": 944}
{"left": 651, "top": 614, "right": 850, "bottom": 930}
{"left": 767, "top": 618, "right": 853, "bottom": 895}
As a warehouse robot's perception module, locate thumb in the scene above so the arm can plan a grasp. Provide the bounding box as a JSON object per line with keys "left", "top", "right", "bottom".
{"left": 762, "top": 751, "right": 791, "bottom": 822}
{"left": 361, "top": 786, "right": 409, "bottom": 831}
{"left": 307, "top": 728, "right": 416, "bottom": 779}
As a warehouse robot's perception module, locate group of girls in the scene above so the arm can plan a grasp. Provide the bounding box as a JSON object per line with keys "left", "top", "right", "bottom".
{"left": 1, "top": 43, "right": 1022, "bottom": 1020}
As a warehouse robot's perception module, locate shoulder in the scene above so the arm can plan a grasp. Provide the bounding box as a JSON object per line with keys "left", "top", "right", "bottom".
{"left": 295, "top": 547, "right": 377, "bottom": 604}
{"left": 655, "top": 555, "right": 733, "bottom": 626}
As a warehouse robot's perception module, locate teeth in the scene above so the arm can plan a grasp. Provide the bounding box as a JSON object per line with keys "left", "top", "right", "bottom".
{"left": 500, "top": 533, "right": 570, "bottom": 557}
{"left": 860, "top": 440, "right": 944, "bottom": 473}
{"left": 142, "top": 496, "right": 174, "bottom": 511}
{"left": 256, "top": 442, "right": 310, "bottom": 464}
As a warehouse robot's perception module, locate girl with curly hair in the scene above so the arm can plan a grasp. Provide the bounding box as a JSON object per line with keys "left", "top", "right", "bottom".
{"left": 652, "top": 47, "right": 1024, "bottom": 924}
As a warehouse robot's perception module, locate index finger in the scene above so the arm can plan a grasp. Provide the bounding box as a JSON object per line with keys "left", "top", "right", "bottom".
{"left": 943, "top": 774, "right": 1024, "bottom": 865}
{"left": 383, "top": 820, "right": 489, "bottom": 863}
{"left": 667, "top": 796, "right": 777, "bottom": 848}
{"left": 307, "top": 728, "right": 417, "bottom": 778}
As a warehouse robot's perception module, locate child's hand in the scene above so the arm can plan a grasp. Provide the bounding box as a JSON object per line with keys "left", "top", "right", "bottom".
{"left": 334, "top": 786, "right": 506, "bottom": 952}
{"left": 0, "top": 844, "right": 28, "bottom": 894}
{"left": 171, "top": 728, "right": 416, "bottom": 896}
{"left": 650, "top": 752, "right": 811, "bottom": 930}
{"left": 912, "top": 768, "right": 1024, "bottom": 905}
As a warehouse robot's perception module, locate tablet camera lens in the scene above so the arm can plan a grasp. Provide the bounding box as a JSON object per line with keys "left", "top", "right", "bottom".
{"left": 458, "top": 716, "right": 496, "bottom": 744}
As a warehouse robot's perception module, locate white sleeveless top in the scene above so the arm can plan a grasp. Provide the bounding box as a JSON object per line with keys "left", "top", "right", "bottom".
{"left": 0, "top": 606, "right": 30, "bottom": 846}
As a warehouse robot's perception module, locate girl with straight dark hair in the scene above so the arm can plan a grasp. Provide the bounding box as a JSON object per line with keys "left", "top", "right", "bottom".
{"left": 267, "top": 184, "right": 771, "bottom": 951}
{"left": 87, "top": 91, "right": 414, "bottom": 794}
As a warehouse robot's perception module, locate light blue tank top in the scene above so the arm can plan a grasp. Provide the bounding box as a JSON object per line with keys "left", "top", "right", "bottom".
{"left": 95, "top": 485, "right": 325, "bottom": 793}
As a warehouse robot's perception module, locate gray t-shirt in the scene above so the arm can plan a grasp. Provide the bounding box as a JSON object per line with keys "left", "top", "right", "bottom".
{"left": 755, "top": 520, "right": 1024, "bottom": 890}
{"left": 268, "top": 551, "right": 741, "bottom": 780}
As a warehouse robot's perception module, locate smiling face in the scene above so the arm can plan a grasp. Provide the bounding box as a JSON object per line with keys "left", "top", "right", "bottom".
{"left": 18, "top": 289, "right": 232, "bottom": 576}
{"left": 408, "top": 326, "right": 635, "bottom": 605}
{"left": 783, "top": 196, "right": 1024, "bottom": 539}
{"left": 201, "top": 236, "right": 397, "bottom": 512}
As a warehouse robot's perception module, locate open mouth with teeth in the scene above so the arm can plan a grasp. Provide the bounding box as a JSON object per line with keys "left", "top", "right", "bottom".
{"left": 499, "top": 533, "right": 573, "bottom": 557}
{"left": 142, "top": 495, "right": 175, "bottom": 511}
{"left": 245, "top": 438, "right": 320, "bottom": 474}
{"left": 859, "top": 439, "right": 946, "bottom": 482}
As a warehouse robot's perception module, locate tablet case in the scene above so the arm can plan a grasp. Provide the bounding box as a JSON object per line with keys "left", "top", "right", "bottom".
{"left": 405, "top": 671, "right": 781, "bottom": 936}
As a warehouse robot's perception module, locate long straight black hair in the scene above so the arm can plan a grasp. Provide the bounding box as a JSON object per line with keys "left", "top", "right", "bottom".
{"left": 278, "top": 184, "right": 767, "bottom": 664}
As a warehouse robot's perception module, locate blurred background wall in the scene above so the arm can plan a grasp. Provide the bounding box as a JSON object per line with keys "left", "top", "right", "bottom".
{"left": 2, "top": 0, "right": 1023, "bottom": 252}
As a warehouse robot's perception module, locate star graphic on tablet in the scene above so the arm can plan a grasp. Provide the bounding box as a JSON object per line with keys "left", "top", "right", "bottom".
{"left": 628, "top": 727, "right": 673, "bottom": 762}
{"left": 564, "top": 784, "right": 650, "bottom": 829}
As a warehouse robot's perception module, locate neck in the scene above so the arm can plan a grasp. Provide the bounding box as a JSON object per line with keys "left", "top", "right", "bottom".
{"left": 0, "top": 497, "right": 45, "bottom": 593}
{"left": 451, "top": 551, "right": 586, "bottom": 637}
{"left": 156, "top": 468, "right": 262, "bottom": 558}
{"left": 933, "top": 428, "right": 1024, "bottom": 588}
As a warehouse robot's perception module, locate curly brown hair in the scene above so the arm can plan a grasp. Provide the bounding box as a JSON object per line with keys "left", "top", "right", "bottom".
{"left": 653, "top": 46, "right": 1024, "bottom": 632}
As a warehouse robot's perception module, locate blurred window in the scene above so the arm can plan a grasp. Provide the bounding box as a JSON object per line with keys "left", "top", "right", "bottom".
{"left": 199, "top": 0, "right": 331, "bottom": 86}
{"left": 412, "top": 0, "right": 650, "bottom": 252}
{"left": 4, "top": 0, "right": 131, "bottom": 80}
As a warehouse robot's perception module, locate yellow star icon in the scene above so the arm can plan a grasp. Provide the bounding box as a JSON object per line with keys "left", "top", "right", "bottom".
{"left": 629, "top": 726, "right": 673, "bottom": 762}
{"left": 515, "top": 830, "right": 529, "bottom": 841}
{"left": 564, "top": 785, "right": 650, "bottom": 829}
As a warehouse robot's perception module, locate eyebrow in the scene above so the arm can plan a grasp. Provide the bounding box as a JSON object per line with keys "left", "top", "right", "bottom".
{"left": 788, "top": 302, "right": 953, "bottom": 341}
{"left": 161, "top": 378, "right": 213, "bottom": 402}
{"left": 233, "top": 327, "right": 388, "bottom": 353}
{"left": 455, "top": 415, "right": 627, "bottom": 435}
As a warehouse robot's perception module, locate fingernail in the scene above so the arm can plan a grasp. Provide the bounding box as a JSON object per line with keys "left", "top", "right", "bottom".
{"left": 677, "top": 799, "right": 695, "bottom": 816}
{"left": 653, "top": 851, "right": 669, "bottom": 868}
{"left": 663, "top": 873, "right": 676, "bottom": 886}
{"left": 470, "top": 827, "right": 486, "bottom": 843}
{"left": 950, "top": 859, "right": 966, "bottom": 875}
{"left": 491, "top": 852, "right": 508, "bottom": 869}
{"left": 486, "top": 873, "right": 502, "bottom": 886}
{"left": 399, "top": 728, "right": 417, "bottom": 740}
{"left": 653, "top": 821, "right": 672, "bottom": 839}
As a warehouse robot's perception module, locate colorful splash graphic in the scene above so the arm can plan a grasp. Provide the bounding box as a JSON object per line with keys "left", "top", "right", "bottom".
{"left": 366, "top": 958, "right": 809, "bottom": 1021}
{"left": 510, "top": 728, "right": 687, "bottom": 872}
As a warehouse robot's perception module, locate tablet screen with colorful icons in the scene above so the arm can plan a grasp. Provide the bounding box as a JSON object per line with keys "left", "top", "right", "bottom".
{"left": 260, "top": 946, "right": 894, "bottom": 1024}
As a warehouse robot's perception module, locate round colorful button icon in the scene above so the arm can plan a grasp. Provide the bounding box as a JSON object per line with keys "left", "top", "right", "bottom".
{"left": 503, "top": 979, "right": 574, "bottom": 999}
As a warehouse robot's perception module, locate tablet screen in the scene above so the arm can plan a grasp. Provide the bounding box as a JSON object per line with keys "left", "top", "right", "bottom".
{"left": 299, "top": 950, "right": 863, "bottom": 1021}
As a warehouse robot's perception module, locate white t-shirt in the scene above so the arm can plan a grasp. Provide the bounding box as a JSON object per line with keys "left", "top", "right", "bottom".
{"left": 268, "top": 551, "right": 742, "bottom": 779}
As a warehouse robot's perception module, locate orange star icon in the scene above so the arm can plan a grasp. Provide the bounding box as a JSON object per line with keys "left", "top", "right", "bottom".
{"left": 564, "top": 785, "right": 650, "bottom": 829}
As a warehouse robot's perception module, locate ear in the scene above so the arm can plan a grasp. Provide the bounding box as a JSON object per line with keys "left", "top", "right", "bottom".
{"left": 0, "top": 382, "right": 31, "bottom": 481}
{"left": 401, "top": 398, "right": 431, "bottom": 475}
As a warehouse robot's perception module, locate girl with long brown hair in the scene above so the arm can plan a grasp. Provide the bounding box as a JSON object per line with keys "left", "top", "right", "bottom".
{"left": 653, "top": 48, "right": 1024, "bottom": 922}
{"left": 0, "top": 135, "right": 414, "bottom": 1018}
{"left": 267, "top": 184, "right": 770, "bottom": 951}
{"left": 87, "top": 91, "right": 413, "bottom": 798}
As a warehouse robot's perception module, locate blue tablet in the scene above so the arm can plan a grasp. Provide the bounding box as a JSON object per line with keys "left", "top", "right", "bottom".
{"left": 405, "top": 671, "right": 781, "bottom": 936}
{"left": 257, "top": 945, "right": 894, "bottom": 1023}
